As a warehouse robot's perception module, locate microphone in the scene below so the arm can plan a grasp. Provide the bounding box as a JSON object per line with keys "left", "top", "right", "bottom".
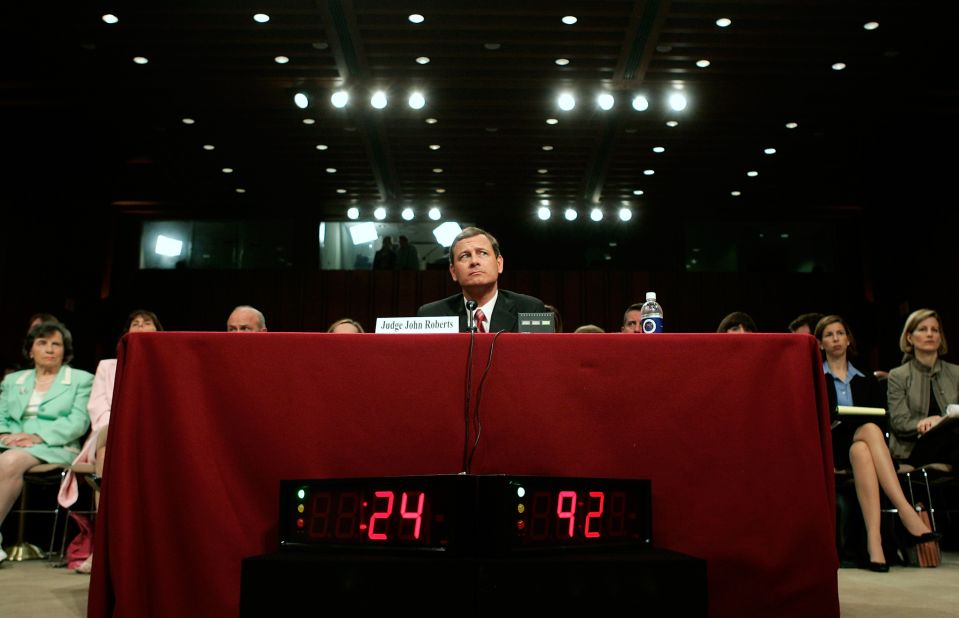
{"left": 465, "top": 299, "right": 477, "bottom": 332}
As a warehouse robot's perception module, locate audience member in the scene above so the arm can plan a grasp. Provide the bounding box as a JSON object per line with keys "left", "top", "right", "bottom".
{"left": 227, "top": 305, "right": 267, "bottom": 332}
{"left": 5, "top": 313, "right": 62, "bottom": 376}
{"left": 0, "top": 322, "right": 93, "bottom": 563}
{"left": 789, "top": 312, "right": 824, "bottom": 335}
{"left": 816, "top": 315, "right": 932, "bottom": 571}
{"left": 417, "top": 227, "right": 545, "bottom": 332}
{"left": 396, "top": 235, "right": 419, "bottom": 271}
{"left": 888, "top": 309, "right": 959, "bottom": 471}
{"left": 574, "top": 324, "right": 605, "bottom": 333}
{"left": 328, "top": 319, "right": 365, "bottom": 333}
{"left": 543, "top": 304, "right": 563, "bottom": 333}
{"left": 621, "top": 303, "right": 643, "bottom": 333}
{"left": 717, "top": 311, "right": 757, "bottom": 333}
{"left": 57, "top": 310, "right": 163, "bottom": 573}
{"left": 373, "top": 237, "right": 396, "bottom": 270}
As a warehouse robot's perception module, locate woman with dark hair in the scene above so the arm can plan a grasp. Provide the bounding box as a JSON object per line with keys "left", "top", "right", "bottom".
{"left": 57, "top": 310, "right": 162, "bottom": 572}
{"left": 717, "top": 311, "right": 757, "bottom": 333}
{"left": 0, "top": 322, "right": 93, "bottom": 562}
{"left": 816, "top": 315, "right": 933, "bottom": 571}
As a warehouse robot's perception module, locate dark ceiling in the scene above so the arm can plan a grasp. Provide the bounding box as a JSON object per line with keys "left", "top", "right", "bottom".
{"left": 3, "top": 1, "right": 956, "bottom": 227}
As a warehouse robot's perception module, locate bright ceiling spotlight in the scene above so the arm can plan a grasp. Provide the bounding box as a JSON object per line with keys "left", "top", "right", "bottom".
{"left": 133, "top": 56, "right": 149, "bottom": 65}
{"left": 863, "top": 21, "right": 879, "bottom": 31}
{"left": 302, "top": 118, "right": 315, "bottom": 125}
{"left": 408, "top": 91, "right": 426, "bottom": 109}
{"left": 731, "top": 190, "right": 742, "bottom": 196}
{"left": 408, "top": 14, "right": 425, "bottom": 24}
{"left": 562, "top": 16, "right": 578, "bottom": 25}
{"left": 331, "top": 90, "right": 349, "bottom": 108}
{"left": 537, "top": 206, "right": 551, "bottom": 220}
{"left": 666, "top": 120, "right": 679, "bottom": 127}
{"left": 643, "top": 169, "right": 655, "bottom": 176}
{"left": 155, "top": 235, "right": 183, "bottom": 257}
{"left": 716, "top": 18, "right": 731, "bottom": 28}
{"left": 373, "top": 206, "right": 387, "bottom": 220}
{"left": 668, "top": 92, "right": 688, "bottom": 111}
{"left": 785, "top": 122, "right": 798, "bottom": 129}
{"left": 428, "top": 207, "right": 441, "bottom": 221}
{"left": 433, "top": 222, "right": 462, "bottom": 247}
{"left": 346, "top": 207, "right": 359, "bottom": 220}
{"left": 597, "top": 93, "right": 614, "bottom": 111}
{"left": 102, "top": 14, "right": 119, "bottom": 24}
{"left": 747, "top": 170, "right": 758, "bottom": 177}
{"left": 202, "top": 144, "right": 215, "bottom": 151}
{"left": 632, "top": 189, "right": 644, "bottom": 196}
{"left": 253, "top": 13, "right": 270, "bottom": 23}
{"left": 293, "top": 92, "right": 309, "bottom": 109}
{"left": 546, "top": 118, "right": 558, "bottom": 125}
{"left": 764, "top": 147, "right": 777, "bottom": 155}
{"left": 370, "top": 91, "right": 388, "bottom": 109}
{"left": 652, "top": 146, "right": 665, "bottom": 153}
{"left": 401, "top": 207, "right": 415, "bottom": 221}
{"left": 590, "top": 208, "right": 603, "bottom": 222}
{"left": 632, "top": 95, "right": 649, "bottom": 111}
{"left": 181, "top": 118, "right": 195, "bottom": 125}
{"left": 618, "top": 207, "right": 633, "bottom": 222}
{"left": 832, "top": 62, "right": 846, "bottom": 71}
{"left": 564, "top": 208, "right": 578, "bottom": 221}
{"left": 557, "top": 93, "right": 576, "bottom": 111}
{"left": 696, "top": 59, "right": 710, "bottom": 68}
{"left": 275, "top": 55, "right": 290, "bottom": 64}
{"left": 555, "top": 58, "right": 570, "bottom": 66}
{"left": 349, "top": 222, "right": 377, "bottom": 245}
{"left": 416, "top": 56, "right": 430, "bottom": 64}
{"left": 316, "top": 144, "right": 328, "bottom": 150}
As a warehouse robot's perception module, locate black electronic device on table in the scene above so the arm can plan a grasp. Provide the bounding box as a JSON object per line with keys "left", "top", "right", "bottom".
{"left": 278, "top": 474, "right": 651, "bottom": 555}
{"left": 241, "top": 475, "right": 707, "bottom": 617}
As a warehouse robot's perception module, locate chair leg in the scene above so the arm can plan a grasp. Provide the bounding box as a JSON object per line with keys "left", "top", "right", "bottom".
{"left": 921, "top": 468, "right": 938, "bottom": 532}
{"left": 6, "top": 483, "right": 46, "bottom": 561}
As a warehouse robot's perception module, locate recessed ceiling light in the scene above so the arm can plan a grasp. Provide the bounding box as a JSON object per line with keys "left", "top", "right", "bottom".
{"left": 484, "top": 43, "right": 501, "bottom": 50}
{"left": 181, "top": 118, "right": 195, "bottom": 125}
{"left": 222, "top": 168, "right": 233, "bottom": 174}
{"left": 747, "top": 170, "right": 758, "bottom": 177}
{"left": 425, "top": 117, "right": 438, "bottom": 124}
{"left": 316, "top": 144, "right": 328, "bottom": 150}
{"left": 716, "top": 18, "right": 732, "bottom": 28}
{"left": 666, "top": 120, "right": 679, "bottom": 127}
{"left": 632, "top": 189, "right": 644, "bottom": 196}
{"left": 564, "top": 208, "right": 578, "bottom": 221}
{"left": 408, "top": 92, "right": 426, "bottom": 109}
{"left": 408, "top": 14, "right": 425, "bottom": 24}
{"left": 276, "top": 55, "right": 291, "bottom": 64}
{"left": 632, "top": 95, "right": 649, "bottom": 111}
{"left": 540, "top": 199, "right": 550, "bottom": 206}
{"left": 326, "top": 168, "right": 337, "bottom": 174}
{"left": 546, "top": 118, "right": 558, "bottom": 125}
{"left": 336, "top": 189, "right": 347, "bottom": 194}
{"left": 785, "top": 122, "right": 798, "bottom": 129}
{"left": 618, "top": 208, "right": 633, "bottom": 222}
{"left": 535, "top": 188, "right": 547, "bottom": 194}
{"left": 235, "top": 188, "right": 246, "bottom": 194}
{"left": 102, "top": 14, "right": 119, "bottom": 24}
{"left": 432, "top": 168, "right": 443, "bottom": 173}
{"left": 133, "top": 56, "right": 149, "bottom": 65}
{"left": 590, "top": 208, "right": 603, "bottom": 222}
{"left": 370, "top": 91, "right": 388, "bottom": 109}
{"left": 294, "top": 92, "right": 309, "bottom": 109}
{"left": 643, "top": 169, "right": 655, "bottom": 176}
{"left": 402, "top": 208, "right": 415, "bottom": 221}
{"left": 416, "top": 56, "right": 430, "bottom": 64}
{"left": 347, "top": 207, "right": 359, "bottom": 220}
{"left": 537, "top": 169, "right": 548, "bottom": 174}
{"left": 331, "top": 90, "right": 349, "bottom": 108}
{"left": 731, "top": 190, "right": 741, "bottom": 196}
{"left": 373, "top": 207, "right": 387, "bottom": 220}
{"left": 764, "top": 147, "right": 776, "bottom": 155}
{"left": 668, "top": 92, "right": 688, "bottom": 111}
{"left": 429, "top": 144, "right": 441, "bottom": 150}
{"left": 562, "top": 16, "right": 578, "bottom": 25}
{"left": 863, "top": 21, "right": 879, "bottom": 31}
{"left": 253, "top": 13, "right": 270, "bottom": 23}
{"left": 537, "top": 207, "right": 551, "bottom": 221}
{"left": 557, "top": 93, "right": 575, "bottom": 111}
{"left": 435, "top": 188, "right": 446, "bottom": 194}
{"left": 302, "top": 118, "right": 315, "bottom": 125}
{"left": 696, "top": 59, "right": 710, "bottom": 68}
{"left": 202, "top": 144, "right": 215, "bottom": 151}
{"left": 597, "top": 93, "right": 614, "bottom": 111}
{"left": 428, "top": 207, "right": 441, "bottom": 220}
{"left": 832, "top": 62, "right": 846, "bottom": 71}
{"left": 652, "top": 146, "right": 665, "bottom": 153}
{"left": 542, "top": 145, "right": 553, "bottom": 151}
{"left": 555, "top": 58, "right": 569, "bottom": 66}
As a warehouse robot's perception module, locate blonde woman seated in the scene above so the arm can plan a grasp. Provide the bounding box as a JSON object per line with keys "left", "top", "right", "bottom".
{"left": 328, "top": 318, "right": 365, "bottom": 333}
{"left": 57, "top": 310, "right": 162, "bottom": 572}
{"left": 816, "top": 315, "right": 933, "bottom": 572}
{"left": 1, "top": 322, "right": 93, "bottom": 563}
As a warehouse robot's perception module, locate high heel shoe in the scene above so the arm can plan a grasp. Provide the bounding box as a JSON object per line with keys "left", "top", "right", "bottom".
{"left": 867, "top": 561, "right": 890, "bottom": 573}
{"left": 906, "top": 531, "right": 942, "bottom": 546}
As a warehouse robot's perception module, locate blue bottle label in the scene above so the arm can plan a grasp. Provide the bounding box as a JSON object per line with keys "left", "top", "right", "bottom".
{"left": 641, "top": 317, "right": 664, "bottom": 333}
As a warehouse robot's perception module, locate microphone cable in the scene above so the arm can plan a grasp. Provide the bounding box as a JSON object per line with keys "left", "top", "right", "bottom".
{"left": 461, "top": 300, "right": 478, "bottom": 473}
{"left": 465, "top": 329, "right": 506, "bottom": 473}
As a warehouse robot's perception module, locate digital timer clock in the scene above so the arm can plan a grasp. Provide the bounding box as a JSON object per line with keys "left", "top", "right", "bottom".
{"left": 278, "top": 475, "right": 651, "bottom": 555}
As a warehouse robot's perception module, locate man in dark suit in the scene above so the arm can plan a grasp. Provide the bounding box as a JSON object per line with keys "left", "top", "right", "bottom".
{"left": 417, "top": 227, "right": 545, "bottom": 332}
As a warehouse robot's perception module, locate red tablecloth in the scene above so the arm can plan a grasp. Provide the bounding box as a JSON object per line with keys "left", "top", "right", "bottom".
{"left": 89, "top": 332, "right": 837, "bottom": 617}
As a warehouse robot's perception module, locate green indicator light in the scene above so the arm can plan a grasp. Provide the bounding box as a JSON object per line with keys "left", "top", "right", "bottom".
{"left": 297, "top": 488, "right": 306, "bottom": 500}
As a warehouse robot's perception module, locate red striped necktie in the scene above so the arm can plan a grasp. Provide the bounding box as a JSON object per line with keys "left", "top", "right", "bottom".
{"left": 475, "top": 308, "right": 487, "bottom": 333}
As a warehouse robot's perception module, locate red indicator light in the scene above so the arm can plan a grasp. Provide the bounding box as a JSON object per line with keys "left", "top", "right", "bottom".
{"left": 516, "top": 520, "right": 526, "bottom": 530}
{"left": 296, "top": 518, "right": 305, "bottom": 529}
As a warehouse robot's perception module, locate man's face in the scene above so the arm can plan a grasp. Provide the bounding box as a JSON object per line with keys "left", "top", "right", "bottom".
{"left": 621, "top": 310, "right": 642, "bottom": 333}
{"left": 449, "top": 235, "right": 503, "bottom": 290}
{"left": 227, "top": 309, "right": 265, "bottom": 332}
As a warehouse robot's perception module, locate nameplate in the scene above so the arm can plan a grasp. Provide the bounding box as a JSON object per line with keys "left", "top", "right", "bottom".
{"left": 375, "top": 316, "right": 459, "bottom": 334}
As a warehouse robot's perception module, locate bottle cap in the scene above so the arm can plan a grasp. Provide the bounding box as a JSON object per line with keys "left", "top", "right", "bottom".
{"left": 645, "top": 292, "right": 656, "bottom": 301}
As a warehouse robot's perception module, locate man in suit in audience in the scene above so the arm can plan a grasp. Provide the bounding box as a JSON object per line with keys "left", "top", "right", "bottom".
{"left": 621, "top": 303, "right": 644, "bottom": 333}
{"left": 227, "top": 305, "right": 268, "bottom": 332}
{"left": 417, "top": 227, "right": 545, "bottom": 332}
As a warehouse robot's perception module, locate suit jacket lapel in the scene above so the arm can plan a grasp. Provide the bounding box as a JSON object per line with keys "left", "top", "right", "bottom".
{"left": 42, "top": 366, "right": 72, "bottom": 405}
{"left": 490, "top": 291, "right": 517, "bottom": 332}
{"left": 11, "top": 371, "right": 33, "bottom": 420}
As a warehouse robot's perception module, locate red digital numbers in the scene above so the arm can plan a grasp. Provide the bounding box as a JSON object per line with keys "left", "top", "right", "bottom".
{"left": 524, "top": 489, "right": 628, "bottom": 542}
{"left": 368, "top": 491, "right": 394, "bottom": 540}
{"left": 307, "top": 489, "right": 428, "bottom": 544}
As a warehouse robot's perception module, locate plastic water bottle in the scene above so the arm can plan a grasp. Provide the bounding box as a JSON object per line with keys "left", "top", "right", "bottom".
{"left": 640, "top": 292, "right": 664, "bottom": 333}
